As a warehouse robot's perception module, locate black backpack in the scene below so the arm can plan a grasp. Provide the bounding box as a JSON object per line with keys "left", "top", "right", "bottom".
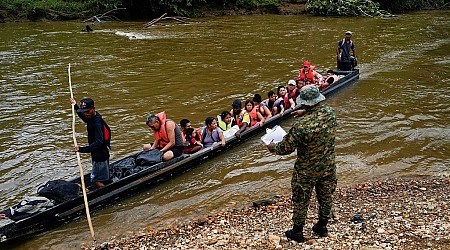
{"left": 102, "top": 120, "right": 112, "bottom": 150}
{"left": 37, "top": 180, "right": 81, "bottom": 204}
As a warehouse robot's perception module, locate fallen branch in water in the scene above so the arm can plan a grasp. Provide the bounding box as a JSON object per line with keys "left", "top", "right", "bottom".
{"left": 82, "top": 8, "right": 126, "bottom": 23}
{"left": 144, "top": 13, "right": 191, "bottom": 28}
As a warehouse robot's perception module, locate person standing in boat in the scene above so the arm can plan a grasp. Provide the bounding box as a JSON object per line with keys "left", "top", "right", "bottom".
{"left": 267, "top": 85, "right": 337, "bottom": 243}
{"left": 336, "top": 31, "right": 356, "bottom": 71}
{"left": 70, "top": 98, "right": 111, "bottom": 188}
{"left": 144, "top": 112, "right": 185, "bottom": 161}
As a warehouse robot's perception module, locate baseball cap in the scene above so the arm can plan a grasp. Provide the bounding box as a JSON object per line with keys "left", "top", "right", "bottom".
{"left": 345, "top": 31, "right": 353, "bottom": 35}
{"left": 77, "top": 98, "right": 94, "bottom": 113}
{"left": 288, "top": 80, "right": 296, "bottom": 86}
{"left": 303, "top": 61, "right": 311, "bottom": 67}
{"left": 232, "top": 99, "right": 242, "bottom": 107}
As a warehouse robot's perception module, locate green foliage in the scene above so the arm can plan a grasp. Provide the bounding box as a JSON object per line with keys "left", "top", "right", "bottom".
{"left": 235, "top": 0, "right": 278, "bottom": 9}
{"left": 305, "top": 0, "right": 389, "bottom": 16}
{"left": 0, "top": 0, "right": 121, "bottom": 20}
{"left": 374, "top": 0, "right": 449, "bottom": 12}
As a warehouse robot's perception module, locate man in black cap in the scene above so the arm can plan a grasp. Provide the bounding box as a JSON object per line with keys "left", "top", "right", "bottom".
{"left": 336, "top": 31, "right": 356, "bottom": 71}
{"left": 70, "top": 98, "right": 111, "bottom": 188}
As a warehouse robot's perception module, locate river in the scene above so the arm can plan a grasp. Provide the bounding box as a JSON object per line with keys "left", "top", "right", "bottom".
{"left": 0, "top": 11, "right": 449, "bottom": 249}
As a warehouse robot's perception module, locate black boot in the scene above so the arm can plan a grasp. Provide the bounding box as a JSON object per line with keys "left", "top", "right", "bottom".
{"left": 312, "top": 219, "right": 328, "bottom": 237}
{"left": 285, "top": 224, "right": 304, "bottom": 242}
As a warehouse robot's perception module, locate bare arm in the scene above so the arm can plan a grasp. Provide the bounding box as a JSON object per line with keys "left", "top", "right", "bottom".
{"left": 256, "top": 111, "right": 265, "bottom": 126}
{"left": 289, "top": 98, "right": 296, "bottom": 110}
{"left": 160, "top": 121, "right": 176, "bottom": 152}
{"left": 263, "top": 105, "right": 272, "bottom": 119}
{"left": 336, "top": 45, "right": 341, "bottom": 60}
{"left": 219, "top": 131, "right": 226, "bottom": 146}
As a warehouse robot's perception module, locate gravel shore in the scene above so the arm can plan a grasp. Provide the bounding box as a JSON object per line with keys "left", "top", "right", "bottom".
{"left": 89, "top": 177, "right": 450, "bottom": 250}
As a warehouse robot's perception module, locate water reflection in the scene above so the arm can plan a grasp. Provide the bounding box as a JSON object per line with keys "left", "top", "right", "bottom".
{"left": 0, "top": 11, "right": 449, "bottom": 249}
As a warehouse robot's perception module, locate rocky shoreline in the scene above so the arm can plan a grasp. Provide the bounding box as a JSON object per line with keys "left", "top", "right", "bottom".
{"left": 86, "top": 177, "right": 450, "bottom": 250}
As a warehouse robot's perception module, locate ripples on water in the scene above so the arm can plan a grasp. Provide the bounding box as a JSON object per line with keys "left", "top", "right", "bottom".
{"left": 0, "top": 11, "right": 449, "bottom": 249}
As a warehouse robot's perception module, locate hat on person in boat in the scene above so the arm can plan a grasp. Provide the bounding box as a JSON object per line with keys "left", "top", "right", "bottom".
{"left": 302, "top": 61, "right": 311, "bottom": 67}
{"left": 297, "top": 85, "right": 325, "bottom": 106}
{"left": 288, "top": 80, "right": 296, "bottom": 86}
{"left": 232, "top": 99, "right": 242, "bottom": 107}
{"left": 345, "top": 31, "right": 353, "bottom": 35}
{"left": 77, "top": 98, "right": 94, "bottom": 113}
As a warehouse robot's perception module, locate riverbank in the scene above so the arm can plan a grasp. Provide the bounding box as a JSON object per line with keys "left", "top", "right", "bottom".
{"left": 86, "top": 176, "right": 450, "bottom": 249}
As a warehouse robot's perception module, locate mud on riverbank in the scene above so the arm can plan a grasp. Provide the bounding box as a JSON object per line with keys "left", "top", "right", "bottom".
{"left": 86, "top": 177, "right": 450, "bottom": 249}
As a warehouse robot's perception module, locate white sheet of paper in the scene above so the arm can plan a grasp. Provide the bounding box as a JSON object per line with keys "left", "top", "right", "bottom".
{"left": 261, "top": 125, "right": 287, "bottom": 145}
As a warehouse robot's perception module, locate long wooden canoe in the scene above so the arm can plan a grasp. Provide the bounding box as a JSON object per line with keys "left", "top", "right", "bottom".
{"left": 0, "top": 69, "right": 359, "bottom": 243}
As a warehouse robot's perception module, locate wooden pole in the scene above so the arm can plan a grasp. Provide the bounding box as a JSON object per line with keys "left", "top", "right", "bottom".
{"left": 68, "top": 64, "right": 96, "bottom": 243}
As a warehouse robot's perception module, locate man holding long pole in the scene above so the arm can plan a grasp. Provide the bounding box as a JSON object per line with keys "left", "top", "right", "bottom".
{"left": 69, "top": 97, "right": 111, "bottom": 188}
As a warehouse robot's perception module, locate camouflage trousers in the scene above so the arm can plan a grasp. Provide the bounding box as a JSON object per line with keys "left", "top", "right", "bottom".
{"left": 291, "top": 167, "right": 337, "bottom": 226}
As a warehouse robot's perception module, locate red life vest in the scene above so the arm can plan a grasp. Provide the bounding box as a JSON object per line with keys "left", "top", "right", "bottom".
{"left": 249, "top": 107, "right": 259, "bottom": 126}
{"left": 153, "top": 112, "right": 169, "bottom": 148}
{"left": 299, "top": 65, "right": 316, "bottom": 84}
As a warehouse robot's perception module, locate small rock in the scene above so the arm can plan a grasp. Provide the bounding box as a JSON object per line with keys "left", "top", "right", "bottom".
{"left": 207, "top": 238, "right": 218, "bottom": 245}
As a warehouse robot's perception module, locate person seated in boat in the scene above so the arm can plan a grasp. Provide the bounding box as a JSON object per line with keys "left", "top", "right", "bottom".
{"left": 295, "top": 77, "right": 306, "bottom": 90}
{"left": 230, "top": 99, "right": 251, "bottom": 138}
{"left": 252, "top": 94, "right": 272, "bottom": 120}
{"left": 143, "top": 112, "right": 185, "bottom": 161}
{"left": 276, "top": 86, "right": 293, "bottom": 112}
{"left": 217, "top": 111, "right": 235, "bottom": 131}
{"left": 245, "top": 100, "right": 265, "bottom": 127}
{"left": 184, "top": 127, "right": 203, "bottom": 151}
{"left": 322, "top": 70, "right": 339, "bottom": 90}
{"left": 264, "top": 90, "right": 281, "bottom": 116}
{"left": 298, "top": 61, "right": 323, "bottom": 86}
{"left": 266, "top": 89, "right": 286, "bottom": 115}
{"left": 217, "top": 111, "right": 240, "bottom": 139}
{"left": 283, "top": 82, "right": 297, "bottom": 110}
{"left": 179, "top": 118, "right": 202, "bottom": 154}
{"left": 200, "top": 117, "right": 226, "bottom": 148}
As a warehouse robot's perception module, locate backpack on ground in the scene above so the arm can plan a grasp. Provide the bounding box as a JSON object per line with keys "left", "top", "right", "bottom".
{"left": 37, "top": 180, "right": 81, "bottom": 204}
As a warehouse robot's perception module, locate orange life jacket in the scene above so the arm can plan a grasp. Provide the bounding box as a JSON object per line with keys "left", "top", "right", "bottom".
{"left": 249, "top": 107, "right": 259, "bottom": 126}
{"left": 299, "top": 65, "right": 316, "bottom": 84}
{"left": 153, "top": 112, "right": 169, "bottom": 148}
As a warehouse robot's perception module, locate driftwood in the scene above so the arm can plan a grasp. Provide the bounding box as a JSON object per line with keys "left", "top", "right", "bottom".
{"left": 144, "top": 13, "right": 191, "bottom": 28}
{"left": 82, "top": 8, "right": 126, "bottom": 23}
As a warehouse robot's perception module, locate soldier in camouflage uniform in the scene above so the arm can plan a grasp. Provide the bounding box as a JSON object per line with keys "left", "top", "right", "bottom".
{"left": 267, "top": 85, "right": 337, "bottom": 242}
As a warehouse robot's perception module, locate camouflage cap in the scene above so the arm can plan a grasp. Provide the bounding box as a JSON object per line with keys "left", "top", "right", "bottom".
{"left": 297, "top": 85, "right": 325, "bottom": 106}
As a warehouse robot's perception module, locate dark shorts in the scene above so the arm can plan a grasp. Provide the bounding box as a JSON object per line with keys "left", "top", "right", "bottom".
{"left": 91, "top": 160, "right": 110, "bottom": 182}
{"left": 169, "top": 146, "right": 184, "bottom": 158}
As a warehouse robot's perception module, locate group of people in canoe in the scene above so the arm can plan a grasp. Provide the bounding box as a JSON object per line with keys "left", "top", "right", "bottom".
{"left": 142, "top": 61, "right": 344, "bottom": 163}
{"left": 2, "top": 32, "right": 358, "bottom": 245}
